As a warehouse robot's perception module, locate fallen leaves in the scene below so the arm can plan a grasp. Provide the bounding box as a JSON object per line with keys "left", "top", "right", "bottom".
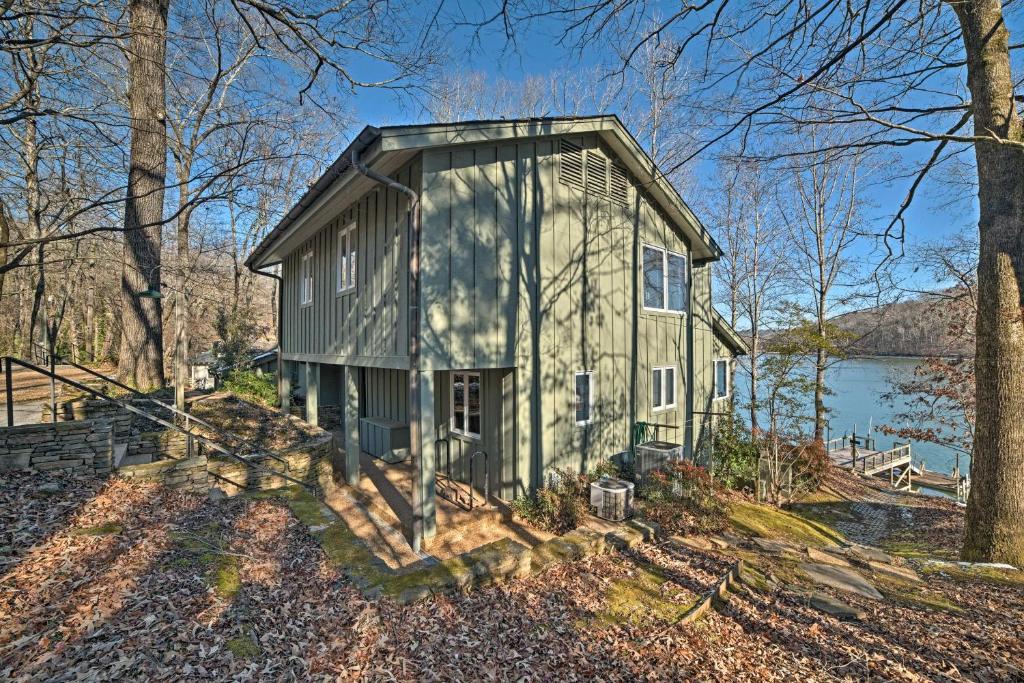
{"left": 0, "top": 469, "right": 1021, "bottom": 681}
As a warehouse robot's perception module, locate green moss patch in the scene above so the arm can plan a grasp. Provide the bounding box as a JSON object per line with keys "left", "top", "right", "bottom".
{"left": 596, "top": 560, "right": 696, "bottom": 626}
{"left": 881, "top": 538, "right": 957, "bottom": 562}
{"left": 226, "top": 635, "right": 260, "bottom": 659}
{"left": 728, "top": 501, "right": 845, "bottom": 548}
{"left": 874, "top": 575, "right": 962, "bottom": 613}
{"left": 169, "top": 524, "right": 242, "bottom": 600}
{"left": 921, "top": 563, "right": 1024, "bottom": 588}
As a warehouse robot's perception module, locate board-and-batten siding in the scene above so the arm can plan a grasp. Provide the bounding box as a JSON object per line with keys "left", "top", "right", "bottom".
{"left": 689, "top": 262, "right": 716, "bottom": 461}
{"left": 280, "top": 158, "right": 419, "bottom": 366}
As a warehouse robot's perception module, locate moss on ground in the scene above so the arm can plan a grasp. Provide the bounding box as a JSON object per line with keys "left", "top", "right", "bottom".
{"left": 169, "top": 523, "right": 242, "bottom": 600}
{"left": 595, "top": 560, "right": 695, "bottom": 626}
{"left": 728, "top": 501, "right": 845, "bottom": 548}
{"left": 226, "top": 635, "right": 260, "bottom": 658}
{"left": 920, "top": 563, "right": 1024, "bottom": 588}
{"left": 880, "top": 538, "right": 958, "bottom": 562}
{"left": 873, "top": 575, "right": 962, "bottom": 613}
{"left": 72, "top": 521, "right": 123, "bottom": 536}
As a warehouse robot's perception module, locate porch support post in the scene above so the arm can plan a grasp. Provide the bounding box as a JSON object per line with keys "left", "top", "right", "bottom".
{"left": 342, "top": 365, "right": 360, "bottom": 486}
{"left": 413, "top": 370, "right": 437, "bottom": 546}
{"left": 305, "top": 361, "right": 319, "bottom": 427}
{"left": 279, "top": 360, "right": 292, "bottom": 414}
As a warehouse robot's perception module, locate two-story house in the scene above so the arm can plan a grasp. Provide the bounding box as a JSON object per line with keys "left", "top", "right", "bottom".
{"left": 246, "top": 116, "right": 746, "bottom": 550}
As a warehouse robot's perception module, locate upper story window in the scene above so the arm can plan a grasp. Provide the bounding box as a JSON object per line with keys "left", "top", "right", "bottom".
{"left": 299, "top": 252, "right": 313, "bottom": 306}
{"left": 652, "top": 366, "right": 677, "bottom": 411}
{"left": 714, "top": 359, "right": 730, "bottom": 400}
{"left": 643, "top": 244, "right": 687, "bottom": 314}
{"left": 451, "top": 371, "right": 481, "bottom": 439}
{"left": 575, "top": 371, "right": 594, "bottom": 425}
{"left": 336, "top": 222, "right": 357, "bottom": 294}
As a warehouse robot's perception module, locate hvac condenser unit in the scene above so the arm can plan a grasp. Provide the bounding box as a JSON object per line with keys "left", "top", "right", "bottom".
{"left": 590, "top": 477, "right": 635, "bottom": 521}
{"left": 634, "top": 440, "right": 685, "bottom": 485}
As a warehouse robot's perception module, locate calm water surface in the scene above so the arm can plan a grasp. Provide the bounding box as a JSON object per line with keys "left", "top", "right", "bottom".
{"left": 735, "top": 356, "right": 968, "bottom": 477}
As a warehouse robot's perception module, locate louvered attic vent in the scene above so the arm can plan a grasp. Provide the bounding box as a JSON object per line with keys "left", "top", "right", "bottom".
{"left": 609, "top": 163, "right": 630, "bottom": 205}
{"left": 559, "top": 139, "right": 584, "bottom": 190}
{"left": 586, "top": 151, "right": 609, "bottom": 196}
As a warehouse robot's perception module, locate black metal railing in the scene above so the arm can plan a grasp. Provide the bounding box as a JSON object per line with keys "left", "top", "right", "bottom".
{"left": 1, "top": 356, "right": 315, "bottom": 493}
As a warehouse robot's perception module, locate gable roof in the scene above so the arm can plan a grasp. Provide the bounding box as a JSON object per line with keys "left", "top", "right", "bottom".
{"left": 246, "top": 115, "right": 722, "bottom": 269}
{"left": 712, "top": 310, "right": 749, "bottom": 356}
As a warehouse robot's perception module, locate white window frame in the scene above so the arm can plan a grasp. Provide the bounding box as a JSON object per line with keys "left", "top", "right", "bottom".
{"left": 713, "top": 359, "right": 731, "bottom": 401}
{"left": 642, "top": 243, "right": 687, "bottom": 314}
{"left": 651, "top": 365, "right": 678, "bottom": 412}
{"left": 299, "top": 251, "right": 314, "bottom": 306}
{"left": 336, "top": 222, "right": 357, "bottom": 294}
{"left": 574, "top": 371, "right": 595, "bottom": 426}
{"left": 450, "top": 371, "right": 482, "bottom": 440}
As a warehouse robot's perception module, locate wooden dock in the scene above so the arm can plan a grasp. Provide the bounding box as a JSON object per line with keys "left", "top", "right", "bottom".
{"left": 827, "top": 438, "right": 914, "bottom": 490}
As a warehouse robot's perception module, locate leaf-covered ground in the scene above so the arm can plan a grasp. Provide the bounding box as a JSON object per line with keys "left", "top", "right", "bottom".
{"left": 1, "top": 470, "right": 1022, "bottom": 681}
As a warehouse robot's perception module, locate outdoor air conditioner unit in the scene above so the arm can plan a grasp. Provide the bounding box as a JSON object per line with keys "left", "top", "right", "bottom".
{"left": 590, "top": 477, "right": 635, "bottom": 521}
{"left": 634, "top": 440, "right": 685, "bottom": 486}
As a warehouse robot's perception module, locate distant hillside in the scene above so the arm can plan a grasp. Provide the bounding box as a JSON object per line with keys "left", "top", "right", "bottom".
{"left": 831, "top": 293, "right": 973, "bottom": 357}
{"left": 751, "top": 291, "right": 974, "bottom": 357}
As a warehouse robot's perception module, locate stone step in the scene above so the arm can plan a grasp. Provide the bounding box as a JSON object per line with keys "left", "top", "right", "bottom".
{"left": 119, "top": 451, "right": 153, "bottom": 467}
{"left": 112, "top": 443, "right": 128, "bottom": 468}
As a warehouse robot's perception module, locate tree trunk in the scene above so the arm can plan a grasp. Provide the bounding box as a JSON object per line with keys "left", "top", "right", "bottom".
{"left": 813, "top": 344, "right": 826, "bottom": 441}
{"left": 954, "top": 0, "right": 1024, "bottom": 565}
{"left": 749, "top": 331, "right": 760, "bottom": 434}
{"left": 118, "top": 0, "right": 169, "bottom": 391}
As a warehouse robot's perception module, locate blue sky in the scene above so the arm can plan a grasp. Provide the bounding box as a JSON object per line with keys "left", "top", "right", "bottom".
{"left": 341, "top": 2, "right": 980, "bottom": 300}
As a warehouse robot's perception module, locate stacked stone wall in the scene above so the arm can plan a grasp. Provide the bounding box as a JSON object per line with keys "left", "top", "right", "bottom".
{"left": 0, "top": 420, "right": 113, "bottom": 475}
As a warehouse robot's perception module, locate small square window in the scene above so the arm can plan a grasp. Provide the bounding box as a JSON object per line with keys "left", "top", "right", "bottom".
{"left": 714, "top": 360, "right": 730, "bottom": 400}
{"left": 336, "top": 223, "right": 357, "bottom": 294}
{"left": 299, "top": 252, "right": 314, "bottom": 306}
{"left": 652, "top": 366, "right": 678, "bottom": 412}
{"left": 575, "top": 371, "right": 594, "bottom": 425}
{"left": 451, "top": 371, "right": 481, "bottom": 439}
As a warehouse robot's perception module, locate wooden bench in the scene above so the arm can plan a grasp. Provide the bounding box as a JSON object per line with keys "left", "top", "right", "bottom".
{"left": 358, "top": 416, "right": 410, "bottom": 464}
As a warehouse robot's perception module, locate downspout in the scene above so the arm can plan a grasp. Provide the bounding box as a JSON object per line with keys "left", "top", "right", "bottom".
{"left": 249, "top": 266, "right": 284, "bottom": 410}
{"left": 351, "top": 147, "right": 426, "bottom": 552}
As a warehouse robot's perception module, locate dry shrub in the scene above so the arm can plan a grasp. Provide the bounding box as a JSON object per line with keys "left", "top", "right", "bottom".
{"left": 638, "top": 461, "right": 727, "bottom": 535}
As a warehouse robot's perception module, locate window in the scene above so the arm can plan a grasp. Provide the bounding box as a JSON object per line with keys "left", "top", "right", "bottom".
{"left": 336, "top": 222, "right": 357, "bottom": 294}
{"left": 451, "top": 372, "right": 481, "bottom": 439}
{"left": 652, "top": 366, "right": 677, "bottom": 411}
{"left": 714, "top": 359, "right": 730, "bottom": 400}
{"left": 575, "top": 371, "right": 594, "bottom": 425}
{"left": 642, "top": 244, "right": 687, "bottom": 313}
{"left": 299, "top": 252, "right": 313, "bottom": 306}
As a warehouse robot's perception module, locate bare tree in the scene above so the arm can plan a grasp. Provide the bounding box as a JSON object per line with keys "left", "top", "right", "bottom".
{"left": 709, "top": 154, "right": 789, "bottom": 433}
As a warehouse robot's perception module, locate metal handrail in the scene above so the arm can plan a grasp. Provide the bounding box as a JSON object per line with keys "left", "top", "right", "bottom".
{"left": 469, "top": 449, "right": 490, "bottom": 510}
{"left": 435, "top": 438, "right": 451, "bottom": 480}
{"left": 31, "top": 350, "right": 292, "bottom": 470}
{"left": 0, "top": 356, "right": 316, "bottom": 493}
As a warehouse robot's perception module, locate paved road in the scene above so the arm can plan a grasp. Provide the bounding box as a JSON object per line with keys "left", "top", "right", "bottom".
{"left": 1, "top": 402, "right": 43, "bottom": 427}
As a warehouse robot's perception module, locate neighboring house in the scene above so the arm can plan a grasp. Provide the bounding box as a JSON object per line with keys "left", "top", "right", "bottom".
{"left": 246, "top": 116, "right": 746, "bottom": 548}
{"left": 189, "top": 346, "right": 279, "bottom": 390}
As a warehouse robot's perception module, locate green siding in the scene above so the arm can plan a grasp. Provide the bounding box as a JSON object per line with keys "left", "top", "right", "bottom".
{"left": 280, "top": 157, "right": 420, "bottom": 366}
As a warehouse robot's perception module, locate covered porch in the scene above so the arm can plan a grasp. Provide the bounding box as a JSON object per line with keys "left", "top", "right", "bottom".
{"left": 282, "top": 359, "right": 526, "bottom": 555}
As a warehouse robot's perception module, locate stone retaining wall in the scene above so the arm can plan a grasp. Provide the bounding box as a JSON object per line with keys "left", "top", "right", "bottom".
{"left": 0, "top": 420, "right": 113, "bottom": 475}
{"left": 116, "top": 455, "right": 209, "bottom": 493}
{"left": 207, "top": 433, "right": 334, "bottom": 496}
{"left": 128, "top": 430, "right": 189, "bottom": 462}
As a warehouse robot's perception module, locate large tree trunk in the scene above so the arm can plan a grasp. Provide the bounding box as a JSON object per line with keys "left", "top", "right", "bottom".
{"left": 118, "top": 0, "right": 169, "bottom": 391}
{"left": 955, "top": 0, "right": 1024, "bottom": 565}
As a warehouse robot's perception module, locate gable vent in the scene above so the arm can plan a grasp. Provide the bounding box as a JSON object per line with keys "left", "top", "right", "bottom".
{"left": 586, "top": 151, "right": 609, "bottom": 195}
{"left": 559, "top": 138, "right": 584, "bottom": 190}
{"left": 609, "top": 163, "right": 630, "bottom": 205}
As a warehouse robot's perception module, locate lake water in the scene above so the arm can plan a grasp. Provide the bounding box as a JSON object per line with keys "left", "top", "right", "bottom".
{"left": 734, "top": 356, "right": 968, "bottom": 478}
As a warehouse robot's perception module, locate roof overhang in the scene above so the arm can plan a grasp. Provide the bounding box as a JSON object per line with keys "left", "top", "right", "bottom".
{"left": 246, "top": 115, "right": 722, "bottom": 270}
{"left": 712, "top": 311, "right": 749, "bottom": 356}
